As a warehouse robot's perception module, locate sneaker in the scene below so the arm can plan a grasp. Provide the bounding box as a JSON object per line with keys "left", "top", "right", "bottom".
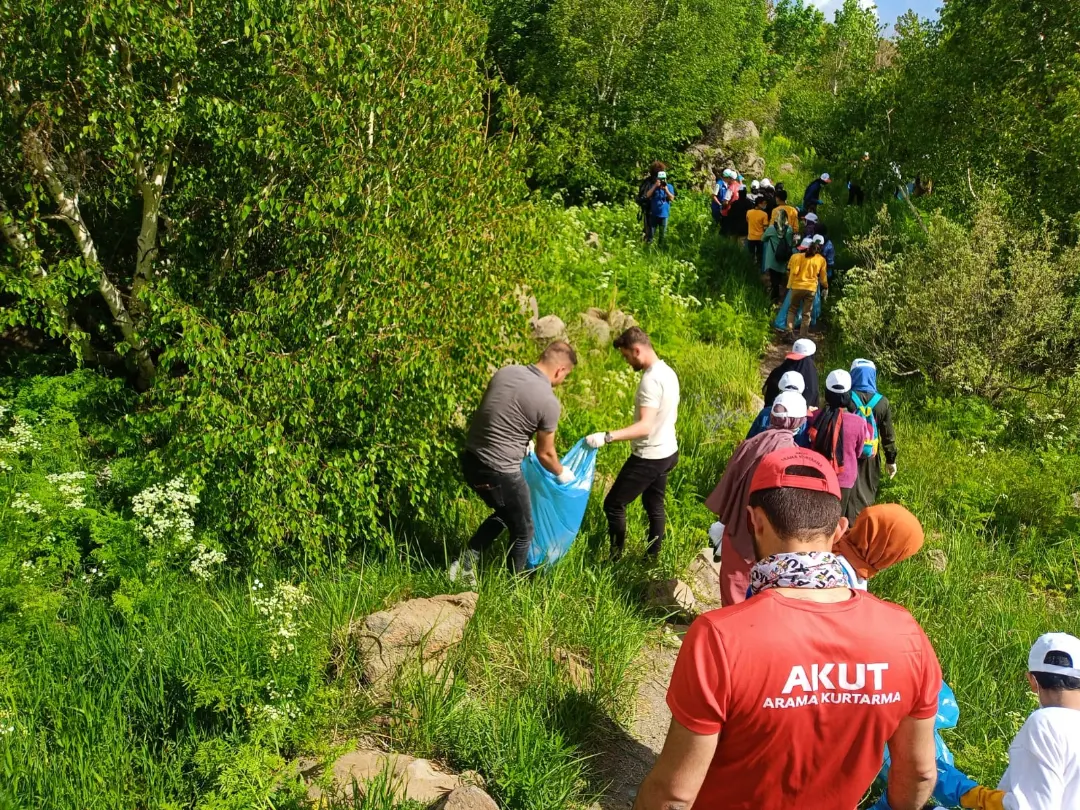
{"left": 448, "top": 550, "right": 479, "bottom": 587}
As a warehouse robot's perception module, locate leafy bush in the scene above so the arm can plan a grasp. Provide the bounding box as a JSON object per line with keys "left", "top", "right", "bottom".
{"left": 835, "top": 201, "right": 1080, "bottom": 399}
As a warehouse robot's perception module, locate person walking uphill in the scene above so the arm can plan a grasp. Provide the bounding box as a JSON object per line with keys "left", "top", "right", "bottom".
{"left": 845, "top": 358, "right": 898, "bottom": 523}
{"left": 587, "top": 327, "right": 680, "bottom": 560}
{"left": 810, "top": 370, "right": 872, "bottom": 515}
{"left": 453, "top": 343, "right": 577, "bottom": 582}
{"left": 763, "top": 337, "right": 820, "bottom": 409}
{"left": 761, "top": 209, "right": 795, "bottom": 303}
{"left": 785, "top": 239, "right": 828, "bottom": 339}
{"left": 634, "top": 447, "right": 942, "bottom": 810}
{"left": 706, "top": 391, "right": 808, "bottom": 606}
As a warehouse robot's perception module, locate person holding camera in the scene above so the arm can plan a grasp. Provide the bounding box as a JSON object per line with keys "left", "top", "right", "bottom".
{"left": 647, "top": 171, "right": 676, "bottom": 245}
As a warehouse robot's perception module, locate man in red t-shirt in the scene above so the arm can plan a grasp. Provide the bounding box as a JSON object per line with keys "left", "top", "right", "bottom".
{"left": 634, "top": 448, "right": 941, "bottom": 810}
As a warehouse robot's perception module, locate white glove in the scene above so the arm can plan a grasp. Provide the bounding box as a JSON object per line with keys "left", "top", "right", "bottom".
{"left": 586, "top": 432, "right": 608, "bottom": 449}
{"left": 708, "top": 521, "right": 725, "bottom": 548}
{"left": 886, "top": 463, "right": 898, "bottom": 479}
{"left": 526, "top": 440, "right": 536, "bottom": 457}
{"left": 556, "top": 468, "right": 576, "bottom": 485}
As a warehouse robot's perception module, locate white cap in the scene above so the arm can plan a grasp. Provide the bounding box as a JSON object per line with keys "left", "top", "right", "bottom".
{"left": 761, "top": 178, "right": 773, "bottom": 188}
{"left": 792, "top": 338, "right": 816, "bottom": 357}
{"left": 813, "top": 234, "right": 825, "bottom": 245}
{"left": 851, "top": 358, "right": 876, "bottom": 371}
{"left": 723, "top": 168, "right": 737, "bottom": 179}
{"left": 805, "top": 212, "right": 818, "bottom": 222}
{"left": 771, "top": 390, "right": 808, "bottom": 419}
{"left": 799, "top": 237, "right": 813, "bottom": 250}
{"left": 751, "top": 180, "right": 760, "bottom": 190}
{"left": 1029, "top": 633, "right": 1080, "bottom": 678}
{"left": 778, "top": 370, "right": 805, "bottom": 394}
{"left": 657, "top": 171, "right": 667, "bottom": 179}
{"left": 821, "top": 172, "right": 831, "bottom": 182}
{"left": 826, "top": 369, "right": 852, "bottom": 393}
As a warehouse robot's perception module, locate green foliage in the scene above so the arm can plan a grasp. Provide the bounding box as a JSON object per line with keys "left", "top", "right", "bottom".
{"left": 835, "top": 200, "right": 1080, "bottom": 399}
{"left": 486, "top": 0, "right": 769, "bottom": 199}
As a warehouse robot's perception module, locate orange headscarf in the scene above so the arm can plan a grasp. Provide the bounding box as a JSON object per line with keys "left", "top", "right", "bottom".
{"left": 835, "top": 503, "right": 925, "bottom": 580}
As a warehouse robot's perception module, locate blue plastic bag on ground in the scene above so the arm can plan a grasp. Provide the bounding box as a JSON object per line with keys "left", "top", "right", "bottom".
{"left": 773, "top": 288, "right": 822, "bottom": 331}
{"left": 521, "top": 439, "right": 598, "bottom": 568}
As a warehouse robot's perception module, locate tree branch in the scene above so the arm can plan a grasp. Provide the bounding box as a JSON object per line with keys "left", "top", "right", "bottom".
{"left": 0, "top": 198, "right": 96, "bottom": 363}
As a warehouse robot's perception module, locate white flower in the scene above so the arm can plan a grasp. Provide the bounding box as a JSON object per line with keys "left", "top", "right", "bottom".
{"left": 132, "top": 476, "right": 199, "bottom": 548}
{"left": 48, "top": 471, "right": 89, "bottom": 509}
{"left": 252, "top": 582, "right": 311, "bottom": 659}
{"left": 189, "top": 544, "right": 226, "bottom": 581}
{"left": 12, "top": 493, "right": 46, "bottom": 517}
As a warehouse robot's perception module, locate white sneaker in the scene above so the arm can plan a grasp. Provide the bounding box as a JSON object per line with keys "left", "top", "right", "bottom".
{"left": 448, "top": 550, "right": 479, "bottom": 587}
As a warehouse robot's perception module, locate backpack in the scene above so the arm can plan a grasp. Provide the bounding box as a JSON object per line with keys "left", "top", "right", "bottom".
{"left": 774, "top": 227, "right": 793, "bottom": 263}
{"left": 636, "top": 178, "right": 653, "bottom": 211}
{"left": 852, "top": 391, "right": 884, "bottom": 458}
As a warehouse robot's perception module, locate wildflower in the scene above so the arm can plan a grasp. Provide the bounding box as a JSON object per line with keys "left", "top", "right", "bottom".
{"left": 12, "top": 493, "right": 46, "bottom": 517}
{"left": 189, "top": 544, "right": 226, "bottom": 581}
{"left": 131, "top": 476, "right": 199, "bottom": 548}
{"left": 47, "top": 471, "right": 89, "bottom": 509}
{"left": 252, "top": 581, "right": 311, "bottom": 659}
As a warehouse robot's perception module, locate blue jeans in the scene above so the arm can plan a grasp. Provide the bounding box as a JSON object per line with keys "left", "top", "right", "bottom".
{"left": 648, "top": 216, "right": 668, "bottom": 244}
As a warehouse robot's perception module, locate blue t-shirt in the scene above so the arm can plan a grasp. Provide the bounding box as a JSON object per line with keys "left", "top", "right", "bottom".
{"left": 652, "top": 183, "right": 674, "bottom": 219}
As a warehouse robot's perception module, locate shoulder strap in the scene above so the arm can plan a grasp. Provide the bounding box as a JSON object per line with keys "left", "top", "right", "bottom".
{"left": 867, "top": 393, "right": 883, "bottom": 408}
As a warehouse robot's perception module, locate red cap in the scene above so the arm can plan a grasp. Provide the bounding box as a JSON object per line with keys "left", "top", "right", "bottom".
{"left": 749, "top": 447, "right": 841, "bottom": 499}
{"left": 784, "top": 352, "right": 806, "bottom": 361}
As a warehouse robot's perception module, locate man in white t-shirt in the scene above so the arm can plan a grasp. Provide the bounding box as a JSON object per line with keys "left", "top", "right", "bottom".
{"left": 587, "top": 326, "right": 680, "bottom": 560}
{"left": 917, "top": 632, "right": 1080, "bottom": 810}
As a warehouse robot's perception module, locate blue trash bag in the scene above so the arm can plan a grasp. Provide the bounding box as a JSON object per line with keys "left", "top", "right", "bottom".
{"left": 521, "top": 439, "right": 598, "bottom": 568}
{"left": 773, "top": 288, "right": 822, "bottom": 331}
{"left": 878, "top": 681, "right": 968, "bottom": 808}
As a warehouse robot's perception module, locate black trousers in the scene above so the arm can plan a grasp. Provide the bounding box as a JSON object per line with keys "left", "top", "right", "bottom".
{"left": 848, "top": 185, "right": 865, "bottom": 206}
{"left": 461, "top": 450, "right": 533, "bottom": 573}
{"left": 604, "top": 451, "right": 679, "bottom": 556}
{"left": 768, "top": 269, "right": 787, "bottom": 303}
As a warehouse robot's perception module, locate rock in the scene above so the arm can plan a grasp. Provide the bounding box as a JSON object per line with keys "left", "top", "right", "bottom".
{"left": 608, "top": 310, "right": 637, "bottom": 334}
{"left": 1072, "top": 491, "right": 1080, "bottom": 510}
{"left": 686, "top": 549, "right": 723, "bottom": 611}
{"left": 352, "top": 592, "right": 478, "bottom": 686}
{"left": 435, "top": 785, "right": 500, "bottom": 810}
{"left": 779, "top": 162, "right": 795, "bottom": 175}
{"left": 645, "top": 578, "right": 698, "bottom": 618}
{"left": 747, "top": 154, "right": 766, "bottom": 178}
{"left": 308, "top": 750, "right": 463, "bottom": 804}
{"left": 721, "top": 119, "right": 760, "bottom": 144}
{"left": 928, "top": 549, "right": 948, "bottom": 573}
{"left": 585, "top": 231, "right": 601, "bottom": 249}
{"left": 514, "top": 286, "right": 539, "bottom": 321}
{"left": 579, "top": 312, "right": 611, "bottom": 346}
{"left": 555, "top": 648, "right": 594, "bottom": 691}
{"left": 531, "top": 314, "right": 567, "bottom": 343}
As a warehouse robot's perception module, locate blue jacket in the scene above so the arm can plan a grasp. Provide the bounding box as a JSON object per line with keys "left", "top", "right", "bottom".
{"left": 652, "top": 183, "right": 674, "bottom": 219}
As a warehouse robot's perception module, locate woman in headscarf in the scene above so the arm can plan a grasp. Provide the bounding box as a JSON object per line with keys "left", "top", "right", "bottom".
{"left": 810, "top": 369, "right": 871, "bottom": 514}
{"left": 833, "top": 502, "right": 924, "bottom": 590}
{"left": 706, "top": 391, "right": 808, "bottom": 606}
{"left": 761, "top": 208, "right": 795, "bottom": 303}
{"left": 762, "top": 337, "right": 819, "bottom": 409}
{"left": 745, "top": 370, "right": 807, "bottom": 440}
{"left": 845, "top": 358, "right": 898, "bottom": 523}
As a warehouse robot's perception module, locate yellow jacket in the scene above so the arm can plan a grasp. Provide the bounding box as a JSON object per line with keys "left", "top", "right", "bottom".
{"left": 787, "top": 254, "right": 828, "bottom": 292}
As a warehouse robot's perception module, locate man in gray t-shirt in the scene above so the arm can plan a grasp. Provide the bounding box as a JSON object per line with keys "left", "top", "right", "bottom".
{"left": 452, "top": 342, "right": 577, "bottom": 580}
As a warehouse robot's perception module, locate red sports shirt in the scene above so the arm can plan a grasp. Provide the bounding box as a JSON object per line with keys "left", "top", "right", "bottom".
{"left": 666, "top": 589, "right": 941, "bottom": 810}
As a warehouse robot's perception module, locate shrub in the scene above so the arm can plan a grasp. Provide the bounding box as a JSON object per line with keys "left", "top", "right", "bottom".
{"left": 835, "top": 201, "right": 1080, "bottom": 399}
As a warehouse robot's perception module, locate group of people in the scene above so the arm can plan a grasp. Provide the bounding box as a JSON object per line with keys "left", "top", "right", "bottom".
{"left": 454, "top": 184, "right": 1078, "bottom": 807}
{"left": 453, "top": 326, "right": 681, "bottom": 582}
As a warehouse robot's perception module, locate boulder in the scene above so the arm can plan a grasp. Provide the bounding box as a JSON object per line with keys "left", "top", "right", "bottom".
{"left": 1072, "top": 491, "right": 1080, "bottom": 510}
{"left": 308, "top": 750, "right": 463, "bottom": 804}
{"left": 645, "top": 578, "right": 698, "bottom": 618}
{"left": 779, "top": 162, "right": 795, "bottom": 175}
{"left": 607, "top": 309, "right": 637, "bottom": 334}
{"left": 585, "top": 231, "right": 601, "bottom": 249}
{"left": 579, "top": 312, "right": 611, "bottom": 346}
{"left": 530, "top": 314, "right": 567, "bottom": 343}
{"left": 686, "top": 549, "right": 723, "bottom": 611}
{"left": 435, "top": 785, "right": 500, "bottom": 810}
{"left": 927, "top": 549, "right": 948, "bottom": 573}
{"left": 721, "top": 119, "right": 761, "bottom": 144}
{"left": 352, "top": 592, "right": 478, "bottom": 686}
{"left": 747, "top": 154, "right": 766, "bottom": 178}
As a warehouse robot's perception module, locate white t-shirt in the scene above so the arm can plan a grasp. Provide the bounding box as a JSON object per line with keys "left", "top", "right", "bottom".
{"left": 998, "top": 706, "right": 1080, "bottom": 810}
{"left": 632, "top": 359, "right": 679, "bottom": 459}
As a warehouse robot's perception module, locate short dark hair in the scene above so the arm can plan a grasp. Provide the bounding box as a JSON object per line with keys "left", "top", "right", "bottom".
{"left": 541, "top": 341, "right": 577, "bottom": 367}
{"left": 613, "top": 326, "right": 651, "bottom": 350}
{"left": 756, "top": 196, "right": 767, "bottom": 206}
{"left": 776, "top": 189, "right": 788, "bottom": 202}
{"left": 1033, "top": 651, "right": 1080, "bottom": 691}
{"left": 747, "top": 465, "right": 841, "bottom": 542}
